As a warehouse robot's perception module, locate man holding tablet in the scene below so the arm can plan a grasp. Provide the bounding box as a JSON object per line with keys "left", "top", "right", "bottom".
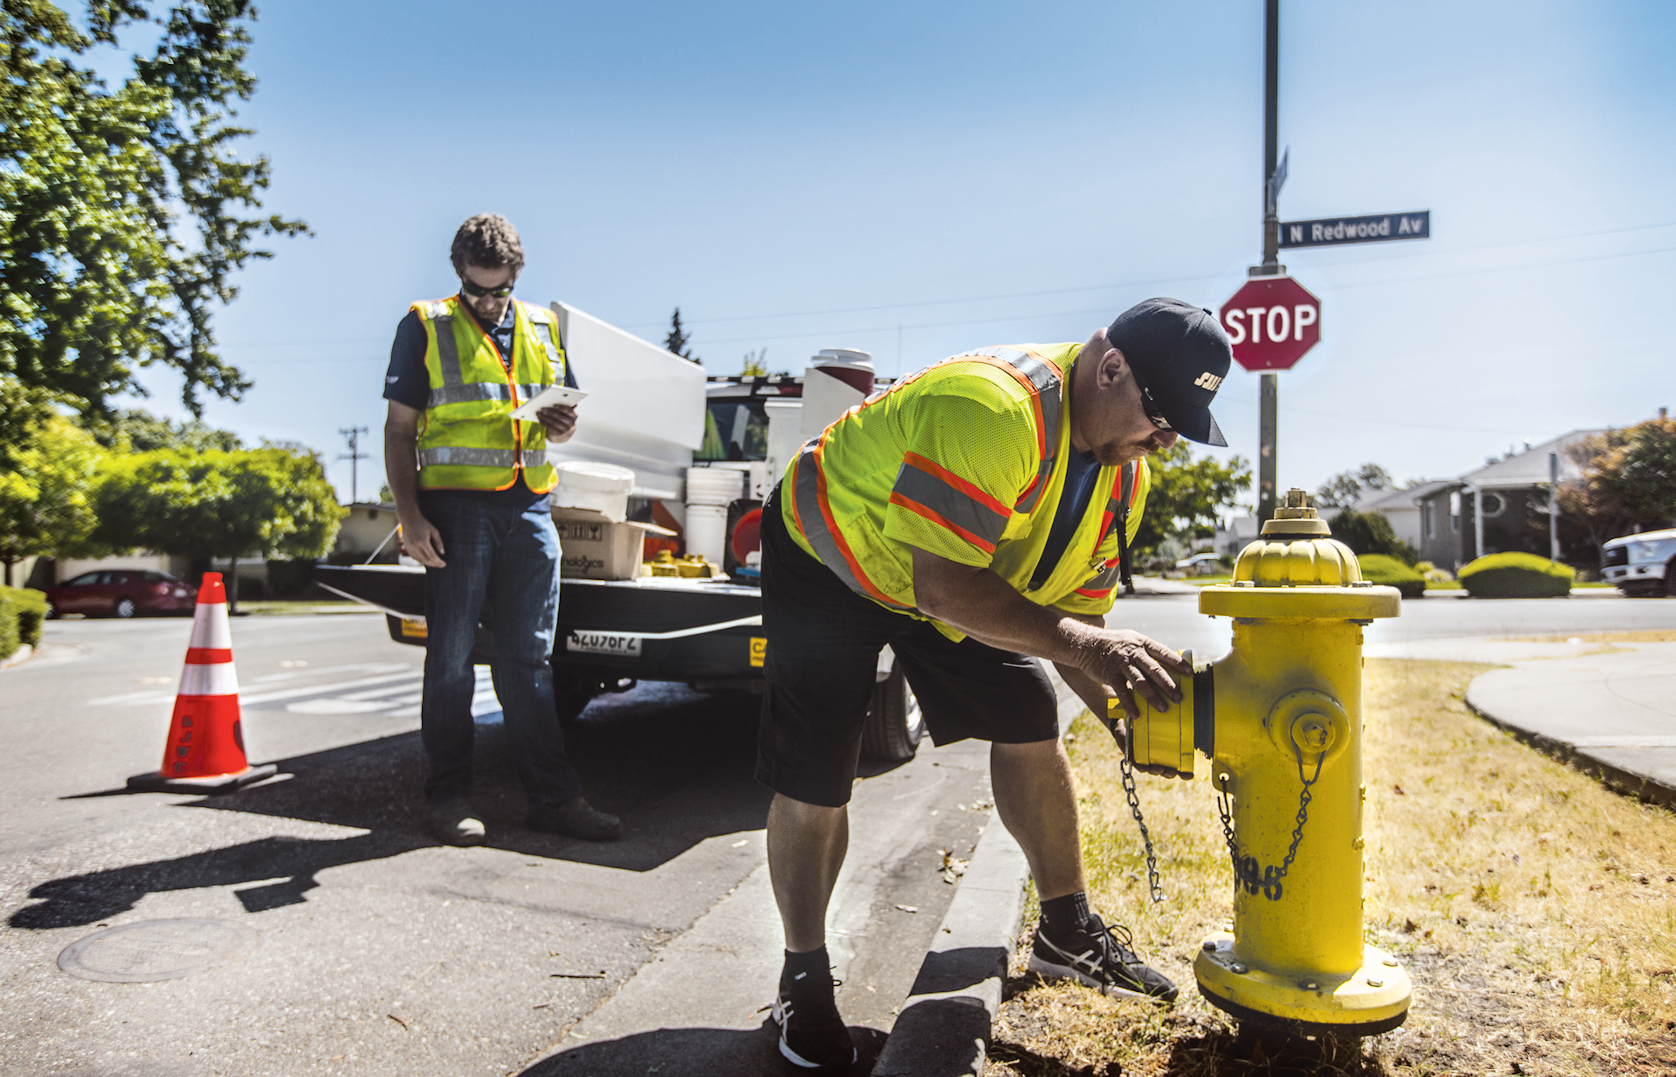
{"left": 383, "top": 213, "right": 622, "bottom": 845}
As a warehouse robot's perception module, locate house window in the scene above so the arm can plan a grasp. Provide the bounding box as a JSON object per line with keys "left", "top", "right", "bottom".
{"left": 1422, "top": 502, "right": 1434, "bottom": 538}
{"left": 1449, "top": 491, "right": 1461, "bottom": 532}
{"left": 1480, "top": 492, "right": 1505, "bottom": 518}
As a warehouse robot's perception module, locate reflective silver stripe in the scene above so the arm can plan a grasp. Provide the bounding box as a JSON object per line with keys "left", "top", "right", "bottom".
{"left": 418, "top": 446, "right": 519, "bottom": 468}
{"left": 891, "top": 460, "right": 1008, "bottom": 550}
{"left": 427, "top": 382, "right": 513, "bottom": 407}
{"left": 515, "top": 383, "right": 546, "bottom": 403}
{"left": 430, "top": 313, "right": 464, "bottom": 388}
{"left": 793, "top": 438, "right": 907, "bottom": 607}
{"left": 530, "top": 319, "right": 564, "bottom": 375}
{"left": 1077, "top": 563, "right": 1122, "bottom": 595}
{"left": 521, "top": 448, "right": 549, "bottom": 467}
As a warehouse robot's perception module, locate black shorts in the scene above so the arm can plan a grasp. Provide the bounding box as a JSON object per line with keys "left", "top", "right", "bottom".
{"left": 754, "top": 489, "right": 1060, "bottom": 807}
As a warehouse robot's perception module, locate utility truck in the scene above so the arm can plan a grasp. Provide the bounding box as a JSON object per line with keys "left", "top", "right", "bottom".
{"left": 315, "top": 302, "right": 925, "bottom": 763}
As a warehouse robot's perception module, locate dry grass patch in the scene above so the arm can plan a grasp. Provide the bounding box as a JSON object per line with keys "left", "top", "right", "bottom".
{"left": 986, "top": 658, "right": 1676, "bottom": 1076}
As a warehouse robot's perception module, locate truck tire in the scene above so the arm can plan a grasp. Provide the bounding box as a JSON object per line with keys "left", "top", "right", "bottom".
{"left": 1667, "top": 558, "right": 1676, "bottom": 597}
{"left": 860, "top": 663, "right": 924, "bottom": 764}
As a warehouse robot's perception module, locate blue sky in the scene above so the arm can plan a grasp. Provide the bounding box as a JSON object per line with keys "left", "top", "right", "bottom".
{"left": 122, "top": 0, "right": 1676, "bottom": 505}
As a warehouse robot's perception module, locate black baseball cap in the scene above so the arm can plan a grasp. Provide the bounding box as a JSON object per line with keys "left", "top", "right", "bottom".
{"left": 1105, "top": 298, "right": 1231, "bottom": 447}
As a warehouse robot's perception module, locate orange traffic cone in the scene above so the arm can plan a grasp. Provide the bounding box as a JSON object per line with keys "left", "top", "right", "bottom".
{"left": 127, "top": 573, "right": 277, "bottom": 794}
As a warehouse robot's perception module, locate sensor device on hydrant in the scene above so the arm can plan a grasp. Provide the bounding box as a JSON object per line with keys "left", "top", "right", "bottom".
{"left": 1131, "top": 489, "right": 1410, "bottom": 1037}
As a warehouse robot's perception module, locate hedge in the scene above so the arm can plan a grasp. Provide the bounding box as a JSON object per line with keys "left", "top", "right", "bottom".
{"left": 1459, "top": 552, "right": 1574, "bottom": 598}
{"left": 0, "top": 586, "right": 48, "bottom": 662}
{"left": 1357, "top": 553, "right": 1427, "bottom": 598}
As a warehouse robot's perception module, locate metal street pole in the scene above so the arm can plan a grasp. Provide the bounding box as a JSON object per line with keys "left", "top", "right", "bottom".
{"left": 1549, "top": 451, "right": 1561, "bottom": 562}
{"left": 1254, "top": 0, "right": 1283, "bottom": 524}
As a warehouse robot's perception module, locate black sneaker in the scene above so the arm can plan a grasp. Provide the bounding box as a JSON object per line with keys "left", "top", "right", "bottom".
{"left": 771, "top": 975, "right": 855, "bottom": 1072}
{"left": 1027, "top": 912, "right": 1179, "bottom": 1003}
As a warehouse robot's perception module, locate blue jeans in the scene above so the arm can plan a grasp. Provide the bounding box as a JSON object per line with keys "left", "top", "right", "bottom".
{"left": 419, "top": 492, "right": 582, "bottom": 809}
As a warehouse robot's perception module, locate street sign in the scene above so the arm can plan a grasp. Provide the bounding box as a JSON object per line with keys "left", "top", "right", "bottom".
{"left": 1280, "top": 211, "right": 1429, "bottom": 248}
{"left": 1219, "top": 275, "right": 1321, "bottom": 372}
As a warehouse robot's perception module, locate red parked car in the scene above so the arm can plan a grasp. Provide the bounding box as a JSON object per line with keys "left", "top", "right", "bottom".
{"left": 43, "top": 570, "right": 197, "bottom": 619}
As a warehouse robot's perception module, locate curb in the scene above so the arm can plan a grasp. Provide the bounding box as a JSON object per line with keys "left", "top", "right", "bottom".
{"left": 870, "top": 815, "right": 1028, "bottom": 1077}
{"left": 1465, "top": 680, "right": 1676, "bottom": 809}
{"left": 869, "top": 677, "right": 1078, "bottom": 1076}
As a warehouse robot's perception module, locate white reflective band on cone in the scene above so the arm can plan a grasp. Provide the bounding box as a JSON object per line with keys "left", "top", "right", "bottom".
{"left": 186, "top": 605, "right": 233, "bottom": 649}
{"left": 180, "top": 663, "right": 240, "bottom": 697}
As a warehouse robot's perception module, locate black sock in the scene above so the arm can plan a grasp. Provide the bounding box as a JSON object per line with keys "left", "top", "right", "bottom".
{"left": 781, "top": 946, "right": 834, "bottom": 998}
{"left": 1040, "top": 891, "right": 1091, "bottom": 937}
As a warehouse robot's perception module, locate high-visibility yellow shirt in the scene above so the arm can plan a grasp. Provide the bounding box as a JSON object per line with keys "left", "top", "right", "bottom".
{"left": 779, "top": 343, "right": 1149, "bottom": 638}
{"left": 413, "top": 296, "right": 563, "bottom": 494}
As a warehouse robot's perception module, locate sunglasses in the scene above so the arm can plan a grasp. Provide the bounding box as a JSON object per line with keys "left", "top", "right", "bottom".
{"left": 459, "top": 278, "right": 515, "bottom": 299}
{"left": 1129, "top": 368, "right": 1174, "bottom": 432}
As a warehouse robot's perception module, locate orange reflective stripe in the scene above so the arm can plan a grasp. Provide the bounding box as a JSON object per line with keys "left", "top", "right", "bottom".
{"left": 887, "top": 492, "right": 1000, "bottom": 556}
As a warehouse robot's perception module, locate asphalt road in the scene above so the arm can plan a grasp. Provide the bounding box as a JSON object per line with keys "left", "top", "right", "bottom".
{"left": 0, "top": 611, "right": 995, "bottom": 1076}
{"left": 2, "top": 591, "right": 1670, "bottom": 1076}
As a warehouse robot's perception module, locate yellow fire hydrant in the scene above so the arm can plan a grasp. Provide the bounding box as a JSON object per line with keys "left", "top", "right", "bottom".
{"left": 1128, "top": 488, "right": 1411, "bottom": 1036}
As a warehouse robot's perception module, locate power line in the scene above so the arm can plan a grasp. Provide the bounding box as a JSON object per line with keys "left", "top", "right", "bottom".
{"left": 218, "top": 219, "right": 1676, "bottom": 359}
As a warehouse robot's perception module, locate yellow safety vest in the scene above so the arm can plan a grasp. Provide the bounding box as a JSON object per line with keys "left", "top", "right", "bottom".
{"left": 780, "top": 343, "right": 1150, "bottom": 637}
{"left": 413, "top": 296, "right": 563, "bottom": 493}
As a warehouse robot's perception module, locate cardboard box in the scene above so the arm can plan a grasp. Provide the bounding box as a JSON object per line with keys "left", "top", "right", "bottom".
{"left": 552, "top": 507, "right": 672, "bottom": 580}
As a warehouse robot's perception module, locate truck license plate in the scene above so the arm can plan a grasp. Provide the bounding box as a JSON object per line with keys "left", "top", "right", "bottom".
{"left": 567, "top": 631, "right": 642, "bottom": 657}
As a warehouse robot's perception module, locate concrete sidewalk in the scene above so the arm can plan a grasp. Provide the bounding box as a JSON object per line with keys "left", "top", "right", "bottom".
{"left": 1365, "top": 638, "right": 1676, "bottom": 805}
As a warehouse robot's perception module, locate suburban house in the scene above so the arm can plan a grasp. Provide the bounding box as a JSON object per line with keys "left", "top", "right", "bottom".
{"left": 1410, "top": 431, "right": 1603, "bottom": 571}
{"left": 1345, "top": 480, "right": 1454, "bottom": 553}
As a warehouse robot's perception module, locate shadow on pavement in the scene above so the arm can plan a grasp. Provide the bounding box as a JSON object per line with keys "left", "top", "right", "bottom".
{"left": 520, "top": 1020, "right": 886, "bottom": 1077}
{"left": 23, "top": 685, "right": 773, "bottom": 927}
{"left": 9, "top": 830, "right": 421, "bottom": 928}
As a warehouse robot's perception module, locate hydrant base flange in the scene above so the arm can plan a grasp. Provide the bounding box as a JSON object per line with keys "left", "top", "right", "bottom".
{"left": 1194, "top": 932, "right": 1410, "bottom": 1037}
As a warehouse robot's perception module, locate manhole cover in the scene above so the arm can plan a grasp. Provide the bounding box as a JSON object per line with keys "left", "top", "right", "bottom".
{"left": 58, "top": 918, "right": 259, "bottom": 983}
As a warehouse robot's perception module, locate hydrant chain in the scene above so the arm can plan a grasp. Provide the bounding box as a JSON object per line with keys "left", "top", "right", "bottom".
{"left": 1118, "top": 752, "right": 1165, "bottom": 904}
{"left": 1215, "top": 749, "right": 1323, "bottom": 902}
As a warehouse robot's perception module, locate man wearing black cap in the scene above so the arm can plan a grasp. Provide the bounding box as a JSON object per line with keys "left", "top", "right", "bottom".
{"left": 757, "top": 298, "right": 1232, "bottom": 1071}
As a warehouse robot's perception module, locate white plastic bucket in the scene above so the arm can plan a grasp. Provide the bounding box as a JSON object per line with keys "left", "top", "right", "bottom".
{"left": 685, "top": 467, "right": 744, "bottom": 507}
{"left": 551, "top": 461, "right": 636, "bottom": 522}
{"left": 685, "top": 504, "right": 730, "bottom": 564}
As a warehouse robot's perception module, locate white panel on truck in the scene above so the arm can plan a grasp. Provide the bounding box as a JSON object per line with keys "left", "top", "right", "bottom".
{"left": 547, "top": 302, "right": 707, "bottom": 501}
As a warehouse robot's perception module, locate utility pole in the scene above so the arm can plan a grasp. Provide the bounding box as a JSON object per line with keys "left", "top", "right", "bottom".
{"left": 1549, "top": 452, "right": 1561, "bottom": 562}
{"left": 1254, "top": 0, "right": 1284, "bottom": 525}
{"left": 338, "top": 426, "right": 370, "bottom": 504}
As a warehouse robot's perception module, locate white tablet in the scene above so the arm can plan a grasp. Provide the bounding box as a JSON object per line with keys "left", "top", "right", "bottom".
{"left": 509, "top": 385, "right": 588, "bottom": 422}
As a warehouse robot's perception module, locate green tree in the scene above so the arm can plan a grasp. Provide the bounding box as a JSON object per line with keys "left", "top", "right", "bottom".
{"left": 1132, "top": 442, "right": 1252, "bottom": 556}
{"left": 78, "top": 407, "right": 243, "bottom": 452}
{"left": 2, "top": 0, "right": 306, "bottom": 419}
{"left": 0, "top": 412, "right": 106, "bottom": 585}
{"left": 1328, "top": 509, "right": 1418, "bottom": 565}
{"left": 1315, "top": 462, "right": 1393, "bottom": 508}
{"left": 0, "top": 376, "right": 55, "bottom": 458}
{"left": 92, "top": 445, "right": 345, "bottom": 610}
{"left": 740, "top": 347, "right": 768, "bottom": 376}
{"left": 1559, "top": 419, "right": 1676, "bottom": 547}
{"left": 663, "top": 307, "right": 699, "bottom": 364}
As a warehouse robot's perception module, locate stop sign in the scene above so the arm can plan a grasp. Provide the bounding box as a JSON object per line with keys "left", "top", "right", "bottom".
{"left": 1219, "top": 275, "right": 1322, "bottom": 372}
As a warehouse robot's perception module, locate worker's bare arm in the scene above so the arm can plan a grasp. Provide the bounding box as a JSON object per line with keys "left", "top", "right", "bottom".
{"left": 384, "top": 401, "right": 446, "bottom": 569}
{"left": 909, "top": 546, "right": 1187, "bottom": 720}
